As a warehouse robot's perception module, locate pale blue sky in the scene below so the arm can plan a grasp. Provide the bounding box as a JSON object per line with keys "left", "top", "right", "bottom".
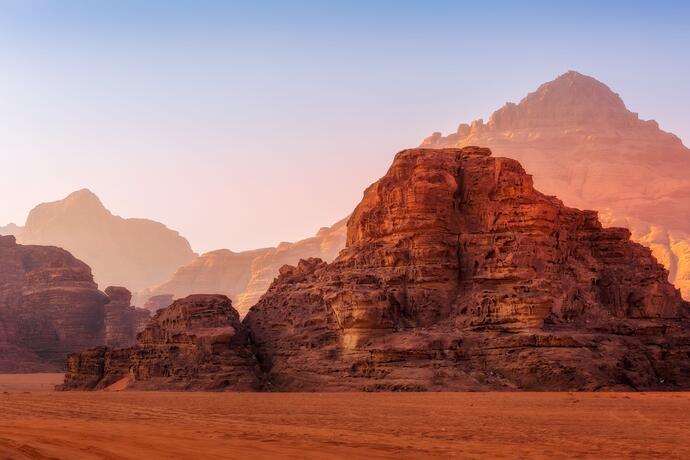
{"left": 1, "top": 1, "right": 688, "bottom": 252}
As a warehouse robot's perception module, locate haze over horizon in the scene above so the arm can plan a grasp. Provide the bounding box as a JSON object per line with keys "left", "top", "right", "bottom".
{"left": 2, "top": 1, "right": 689, "bottom": 253}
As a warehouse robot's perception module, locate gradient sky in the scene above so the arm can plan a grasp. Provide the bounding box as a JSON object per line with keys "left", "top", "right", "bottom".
{"left": 1, "top": 1, "right": 689, "bottom": 253}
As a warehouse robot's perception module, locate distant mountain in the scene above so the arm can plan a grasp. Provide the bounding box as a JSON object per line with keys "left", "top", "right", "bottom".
{"left": 0, "top": 223, "right": 22, "bottom": 236}
{"left": 422, "top": 71, "right": 690, "bottom": 299}
{"left": 17, "top": 189, "right": 197, "bottom": 292}
{"left": 138, "top": 218, "right": 347, "bottom": 315}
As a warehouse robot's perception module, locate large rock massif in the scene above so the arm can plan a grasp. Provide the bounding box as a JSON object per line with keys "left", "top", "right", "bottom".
{"left": 16, "top": 189, "right": 196, "bottom": 292}
{"left": 245, "top": 147, "right": 690, "bottom": 391}
{"left": 422, "top": 71, "right": 690, "bottom": 299}
{"left": 64, "top": 148, "right": 690, "bottom": 391}
{"left": 138, "top": 219, "right": 347, "bottom": 315}
{"left": 0, "top": 235, "right": 149, "bottom": 371}
{"left": 61, "top": 295, "right": 258, "bottom": 391}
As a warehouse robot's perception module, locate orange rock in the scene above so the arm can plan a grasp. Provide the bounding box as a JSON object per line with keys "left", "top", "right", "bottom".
{"left": 245, "top": 147, "right": 690, "bottom": 391}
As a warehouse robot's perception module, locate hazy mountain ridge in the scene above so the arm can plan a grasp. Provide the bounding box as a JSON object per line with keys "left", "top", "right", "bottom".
{"left": 138, "top": 217, "right": 348, "bottom": 315}
{"left": 16, "top": 189, "right": 197, "bottom": 292}
{"left": 422, "top": 71, "right": 690, "bottom": 299}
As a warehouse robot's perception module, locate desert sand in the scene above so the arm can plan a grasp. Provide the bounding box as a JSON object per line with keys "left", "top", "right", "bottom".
{"left": 0, "top": 375, "right": 689, "bottom": 459}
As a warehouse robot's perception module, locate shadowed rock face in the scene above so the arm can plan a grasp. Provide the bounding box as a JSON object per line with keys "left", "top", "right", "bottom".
{"left": 17, "top": 189, "right": 196, "bottom": 292}
{"left": 244, "top": 147, "right": 690, "bottom": 391}
{"left": 103, "top": 286, "right": 151, "bottom": 348}
{"left": 0, "top": 236, "right": 149, "bottom": 371}
{"left": 138, "top": 218, "right": 347, "bottom": 316}
{"left": 60, "top": 295, "right": 258, "bottom": 391}
{"left": 0, "top": 235, "right": 108, "bottom": 371}
{"left": 422, "top": 71, "right": 690, "bottom": 299}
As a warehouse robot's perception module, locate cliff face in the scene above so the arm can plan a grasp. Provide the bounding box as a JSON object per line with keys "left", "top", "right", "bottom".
{"left": 422, "top": 71, "right": 690, "bottom": 299}
{"left": 0, "top": 235, "right": 107, "bottom": 371}
{"left": 0, "top": 235, "right": 149, "bottom": 371}
{"left": 60, "top": 295, "right": 258, "bottom": 391}
{"left": 244, "top": 148, "right": 690, "bottom": 391}
{"left": 17, "top": 189, "right": 196, "bottom": 292}
{"left": 103, "top": 286, "right": 151, "bottom": 348}
{"left": 138, "top": 218, "right": 347, "bottom": 315}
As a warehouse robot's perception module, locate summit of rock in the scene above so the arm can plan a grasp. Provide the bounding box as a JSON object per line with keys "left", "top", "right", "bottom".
{"left": 422, "top": 71, "right": 690, "bottom": 299}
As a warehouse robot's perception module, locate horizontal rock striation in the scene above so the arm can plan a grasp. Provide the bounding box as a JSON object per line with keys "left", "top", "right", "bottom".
{"left": 244, "top": 147, "right": 690, "bottom": 391}
{"left": 60, "top": 295, "right": 258, "bottom": 391}
{"left": 0, "top": 235, "right": 108, "bottom": 370}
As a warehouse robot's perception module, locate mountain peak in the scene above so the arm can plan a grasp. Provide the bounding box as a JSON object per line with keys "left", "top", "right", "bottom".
{"left": 64, "top": 188, "right": 105, "bottom": 207}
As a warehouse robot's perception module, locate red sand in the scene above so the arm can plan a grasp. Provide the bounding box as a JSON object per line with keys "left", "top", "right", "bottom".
{"left": 0, "top": 375, "right": 688, "bottom": 459}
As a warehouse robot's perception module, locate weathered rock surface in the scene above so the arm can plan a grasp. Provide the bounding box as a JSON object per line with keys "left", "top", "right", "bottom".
{"left": 138, "top": 218, "right": 347, "bottom": 315}
{"left": 0, "top": 235, "right": 108, "bottom": 371}
{"left": 103, "top": 286, "right": 151, "bottom": 348}
{"left": 60, "top": 295, "right": 258, "bottom": 391}
{"left": 421, "top": 71, "right": 690, "bottom": 299}
{"left": 17, "top": 189, "right": 196, "bottom": 292}
{"left": 0, "top": 236, "right": 150, "bottom": 371}
{"left": 244, "top": 147, "right": 690, "bottom": 391}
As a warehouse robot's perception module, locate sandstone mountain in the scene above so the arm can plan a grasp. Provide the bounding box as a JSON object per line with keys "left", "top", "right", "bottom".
{"left": 0, "top": 235, "right": 149, "bottom": 371}
{"left": 61, "top": 295, "right": 258, "bottom": 391}
{"left": 138, "top": 218, "right": 347, "bottom": 315}
{"left": 63, "top": 148, "right": 690, "bottom": 391}
{"left": 422, "top": 71, "right": 690, "bottom": 299}
{"left": 17, "top": 189, "right": 196, "bottom": 292}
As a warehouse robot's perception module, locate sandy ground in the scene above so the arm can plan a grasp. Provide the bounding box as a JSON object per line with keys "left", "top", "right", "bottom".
{"left": 0, "top": 375, "right": 689, "bottom": 459}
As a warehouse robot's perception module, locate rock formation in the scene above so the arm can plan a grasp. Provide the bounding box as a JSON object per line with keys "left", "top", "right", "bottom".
{"left": 0, "top": 235, "right": 149, "bottom": 371}
{"left": 60, "top": 295, "right": 258, "bottom": 391}
{"left": 421, "top": 71, "right": 690, "bottom": 299}
{"left": 138, "top": 218, "right": 347, "bottom": 315}
{"left": 17, "top": 189, "right": 196, "bottom": 292}
{"left": 103, "top": 286, "right": 151, "bottom": 348}
{"left": 244, "top": 147, "right": 690, "bottom": 391}
{"left": 0, "top": 234, "right": 107, "bottom": 371}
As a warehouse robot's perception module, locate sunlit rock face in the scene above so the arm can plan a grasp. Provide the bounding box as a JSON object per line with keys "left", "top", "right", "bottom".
{"left": 422, "top": 71, "right": 690, "bottom": 299}
{"left": 0, "top": 235, "right": 108, "bottom": 371}
{"left": 138, "top": 219, "right": 347, "bottom": 316}
{"left": 245, "top": 148, "right": 690, "bottom": 391}
{"left": 17, "top": 189, "right": 196, "bottom": 292}
{"left": 61, "top": 295, "right": 258, "bottom": 391}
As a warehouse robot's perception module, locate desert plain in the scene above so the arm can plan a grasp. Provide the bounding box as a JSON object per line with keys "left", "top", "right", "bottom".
{"left": 0, "top": 374, "right": 688, "bottom": 459}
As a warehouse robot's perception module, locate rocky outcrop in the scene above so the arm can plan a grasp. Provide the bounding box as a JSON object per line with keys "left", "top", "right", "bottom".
{"left": 103, "top": 287, "right": 150, "bottom": 348}
{"left": 421, "top": 71, "right": 690, "bottom": 300}
{"left": 0, "top": 235, "right": 108, "bottom": 371}
{"left": 0, "top": 236, "right": 151, "bottom": 371}
{"left": 60, "top": 295, "right": 258, "bottom": 391}
{"left": 138, "top": 218, "right": 347, "bottom": 315}
{"left": 244, "top": 147, "right": 690, "bottom": 391}
{"left": 17, "top": 189, "right": 196, "bottom": 292}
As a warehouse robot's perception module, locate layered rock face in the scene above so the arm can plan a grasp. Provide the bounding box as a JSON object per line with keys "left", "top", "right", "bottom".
{"left": 17, "top": 189, "right": 196, "bottom": 292}
{"left": 0, "top": 236, "right": 150, "bottom": 371}
{"left": 421, "top": 71, "right": 690, "bottom": 299}
{"left": 244, "top": 147, "right": 690, "bottom": 391}
{"left": 0, "top": 235, "right": 108, "bottom": 371}
{"left": 138, "top": 218, "right": 347, "bottom": 315}
{"left": 103, "top": 287, "right": 151, "bottom": 348}
{"left": 61, "top": 295, "right": 258, "bottom": 391}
